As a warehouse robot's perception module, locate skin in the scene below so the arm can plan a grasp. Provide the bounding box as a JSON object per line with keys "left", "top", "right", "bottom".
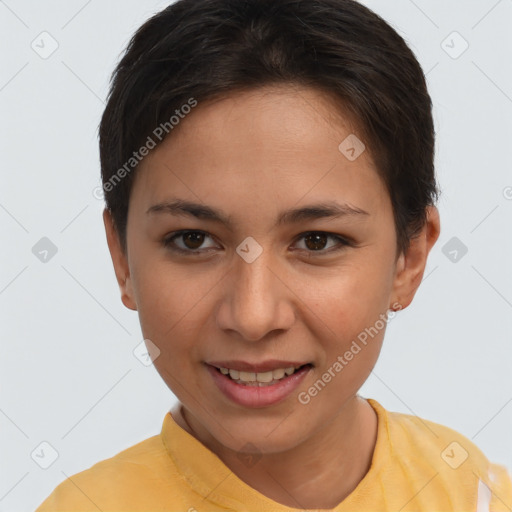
{"left": 104, "top": 84, "right": 440, "bottom": 509}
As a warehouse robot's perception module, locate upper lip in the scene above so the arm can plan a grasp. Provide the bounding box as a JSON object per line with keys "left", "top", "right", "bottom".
{"left": 207, "top": 360, "right": 311, "bottom": 373}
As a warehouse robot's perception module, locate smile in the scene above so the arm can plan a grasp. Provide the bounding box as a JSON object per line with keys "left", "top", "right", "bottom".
{"left": 216, "top": 365, "right": 309, "bottom": 386}
{"left": 206, "top": 362, "right": 313, "bottom": 407}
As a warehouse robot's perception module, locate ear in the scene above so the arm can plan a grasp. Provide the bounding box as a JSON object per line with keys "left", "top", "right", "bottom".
{"left": 390, "top": 206, "right": 440, "bottom": 310}
{"left": 103, "top": 209, "right": 137, "bottom": 311}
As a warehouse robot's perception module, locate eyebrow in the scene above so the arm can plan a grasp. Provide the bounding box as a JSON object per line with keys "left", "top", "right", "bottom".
{"left": 146, "top": 199, "right": 369, "bottom": 228}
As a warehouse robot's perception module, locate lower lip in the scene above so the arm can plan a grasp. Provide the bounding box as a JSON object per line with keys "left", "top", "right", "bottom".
{"left": 206, "top": 364, "right": 312, "bottom": 408}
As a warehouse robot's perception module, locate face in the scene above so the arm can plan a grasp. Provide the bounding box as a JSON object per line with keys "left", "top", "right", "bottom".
{"left": 105, "top": 85, "right": 439, "bottom": 455}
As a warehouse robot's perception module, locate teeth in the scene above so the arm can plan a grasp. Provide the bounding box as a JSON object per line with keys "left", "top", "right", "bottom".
{"left": 256, "top": 371, "right": 273, "bottom": 383}
{"left": 273, "top": 368, "right": 285, "bottom": 379}
{"left": 218, "top": 365, "right": 306, "bottom": 383}
{"left": 239, "top": 371, "right": 256, "bottom": 382}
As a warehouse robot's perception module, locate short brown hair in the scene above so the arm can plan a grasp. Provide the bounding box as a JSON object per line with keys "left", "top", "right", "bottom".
{"left": 99, "top": 0, "right": 439, "bottom": 254}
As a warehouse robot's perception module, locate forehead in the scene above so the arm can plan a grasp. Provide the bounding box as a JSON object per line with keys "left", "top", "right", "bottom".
{"left": 132, "top": 85, "right": 390, "bottom": 222}
{"left": 168, "top": 85, "right": 364, "bottom": 156}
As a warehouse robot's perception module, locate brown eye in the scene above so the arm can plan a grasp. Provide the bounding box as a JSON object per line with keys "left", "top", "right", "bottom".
{"left": 181, "top": 232, "right": 205, "bottom": 249}
{"left": 303, "top": 233, "right": 329, "bottom": 251}
{"left": 163, "top": 230, "right": 218, "bottom": 254}
{"left": 294, "top": 232, "right": 351, "bottom": 255}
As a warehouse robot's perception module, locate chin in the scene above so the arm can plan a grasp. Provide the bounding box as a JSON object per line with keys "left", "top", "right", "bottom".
{"left": 203, "top": 406, "right": 317, "bottom": 454}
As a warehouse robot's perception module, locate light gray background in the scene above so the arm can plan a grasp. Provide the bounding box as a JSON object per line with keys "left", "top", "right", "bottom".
{"left": 1, "top": 1, "right": 511, "bottom": 510}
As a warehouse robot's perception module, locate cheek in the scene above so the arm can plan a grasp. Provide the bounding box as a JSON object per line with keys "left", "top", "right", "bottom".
{"left": 131, "top": 258, "right": 219, "bottom": 346}
{"left": 306, "top": 272, "right": 389, "bottom": 398}
{"left": 294, "top": 255, "right": 393, "bottom": 379}
{"left": 306, "top": 258, "right": 394, "bottom": 328}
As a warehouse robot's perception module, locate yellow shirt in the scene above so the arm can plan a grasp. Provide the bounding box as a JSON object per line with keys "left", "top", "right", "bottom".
{"left": 35, "top": 398, "right": 512, "bottom": 511}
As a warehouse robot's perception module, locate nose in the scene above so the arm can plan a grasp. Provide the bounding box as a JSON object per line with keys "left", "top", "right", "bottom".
{"left": 215, "top": 251, "right": 296, "bottom": 342}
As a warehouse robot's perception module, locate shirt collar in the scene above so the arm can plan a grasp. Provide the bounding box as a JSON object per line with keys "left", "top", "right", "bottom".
{"left": 161, "top": 398, "right": 390, "bottom": 509}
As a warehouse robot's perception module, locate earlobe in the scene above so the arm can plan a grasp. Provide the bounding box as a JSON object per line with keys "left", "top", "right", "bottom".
{"left": 103, "top": 209, "right": 137, "bottom": 311}
{"left": 390, "top": 206, "right": 440, "bottom": 310}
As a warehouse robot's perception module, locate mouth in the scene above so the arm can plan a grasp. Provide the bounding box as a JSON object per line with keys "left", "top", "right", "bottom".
{"left": 210, "top": 363, "right": 313, "bottom": 387}
{"left": 205, "top": 361, "right": 313, "bottom": 408}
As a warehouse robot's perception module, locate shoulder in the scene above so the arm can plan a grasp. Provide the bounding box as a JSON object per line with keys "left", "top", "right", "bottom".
{"left": 387, "top": 406, "right": 499, "bottom": 471}
{"left": 35, "top": 431, "right": 180, "bottom": 512}
{"left": 379, "top": 401, "right": 512, "bottom": 508}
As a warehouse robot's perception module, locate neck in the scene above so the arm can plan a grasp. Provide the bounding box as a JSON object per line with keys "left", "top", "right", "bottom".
{"left": 173, "top": 395, "right": 377, "bottom": 509}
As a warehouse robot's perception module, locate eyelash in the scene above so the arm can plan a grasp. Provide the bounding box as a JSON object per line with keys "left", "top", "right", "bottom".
{"left": 162, "top": 230, "right": 353, "bottom": 257}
